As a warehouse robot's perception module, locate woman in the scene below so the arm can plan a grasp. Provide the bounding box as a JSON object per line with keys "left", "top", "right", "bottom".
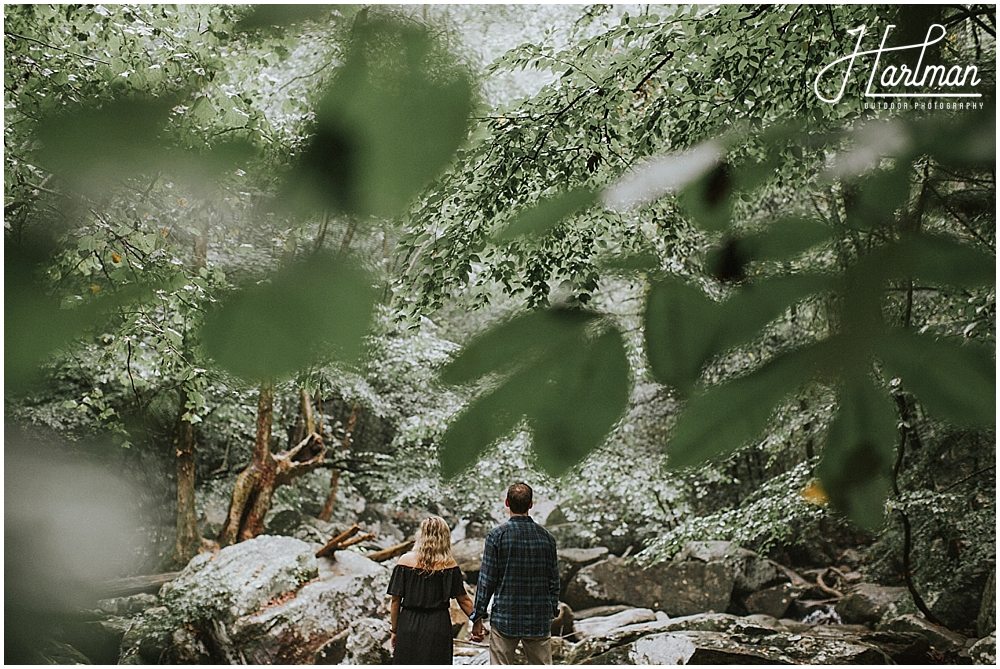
{"left": 387, "top": 516, "right": 474, "bottom": 664}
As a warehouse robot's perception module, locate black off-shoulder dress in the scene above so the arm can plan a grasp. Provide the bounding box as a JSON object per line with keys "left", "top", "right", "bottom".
{"left": 387, "top": 564, "right": 466, "bottom": 665}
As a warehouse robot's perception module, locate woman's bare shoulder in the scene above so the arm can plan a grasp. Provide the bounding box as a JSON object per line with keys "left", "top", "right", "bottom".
{"left": 397, "top": 552, "right": 418, "bottom": 567}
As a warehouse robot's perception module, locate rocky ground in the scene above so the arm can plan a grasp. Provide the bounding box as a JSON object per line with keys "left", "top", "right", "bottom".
{"left": 40, "top": 497, "right": 996, "bottom": 665}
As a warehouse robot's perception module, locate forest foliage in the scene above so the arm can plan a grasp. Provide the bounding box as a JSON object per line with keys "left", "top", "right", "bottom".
{"left": 4, "top": 3, "right": 995, "bottom": 554}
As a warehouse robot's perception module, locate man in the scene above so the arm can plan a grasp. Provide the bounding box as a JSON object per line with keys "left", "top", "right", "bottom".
{"left": 470, "top": 482, "right": 560, "bottom": 664}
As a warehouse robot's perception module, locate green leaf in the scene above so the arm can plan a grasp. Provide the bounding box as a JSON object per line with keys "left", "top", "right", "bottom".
{"left": 677, "top": 161, "right": 734, "bottom": 231}
{"left": 495, "top": 187, "right": 596, "bottom": 241}
{"left": 200, "top": 254, "right": 376, "bottom": 381}
{"left": 816, "top": 377, "right": 898, "bottom": 529}
{"left": 741, "top": 217, "right": 831, "bottom": 263}
{"left": 667, "top": 347, "right": 815, "bottom": 467}
{"left": 440, "top": 309, "right": 594, "bottom": 385}
{"left": 529, "top": 329, "right": 630, "bottom": 476}
{"left": 644, "top": 279, "right": 719, "bottom": 394}
{"left": 895, "top": 234, "right": 995, "bottom": 289}
{"left": 645, "top": 275, "right": 829, "bottom": 394}
{"left": 438, "top": 309, "right": 630, "bottom": 477}
{"left": 877, "top": 331, "right": 995, "bottom": 426}
{"left": 236, "top": 4, "right": 337, "bottom": 30}
{"left": 294, "top": 17, "right": 473, "bottom": 217}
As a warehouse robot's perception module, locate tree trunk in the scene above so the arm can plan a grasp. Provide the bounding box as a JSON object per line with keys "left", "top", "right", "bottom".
{"left": 318, "top": 400, "right": 359, "bottom": 522}
{"left": 219, "top": 382, "right": 328, "bottom": 547}
{"left": 219, "top": 382, "right": 277, "bottom": 546}
{"left": 173, "top": 389, "right": 201, "bottom": 564}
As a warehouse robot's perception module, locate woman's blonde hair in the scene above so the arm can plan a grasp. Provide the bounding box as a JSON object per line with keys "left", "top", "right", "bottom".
{"left": 414, "top": 516, "right": 453, "bottom": 571}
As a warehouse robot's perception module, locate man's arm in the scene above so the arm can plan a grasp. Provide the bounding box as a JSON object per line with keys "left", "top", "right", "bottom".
{"left": 548, "top": 539, "right": 561, "bottom": 618}
{"left": 472, "top": 533, "right": 498, "bottom": 623}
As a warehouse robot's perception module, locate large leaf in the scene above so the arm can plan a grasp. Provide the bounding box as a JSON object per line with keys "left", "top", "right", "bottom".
{"left": 740, "top": 217, "right": 832, "bottom": 263}
{"left": 440, "top": 309, "right": 594, "bottom": 385}
{"left": 666, "top": 348, "right": 815, "bottom": 468}
{"left": 816, "top": 378, "right": 898, "bottom": 529}
{"left": 495, "top": 188, "right": 596, "bottom": 241}
{"left": 200, "top": 254, "right": 375, "bottom": 381}
{"left": 645, "top": 275, "right": 829, "bottom": 394}
{"left": 438, "top": 309, "right": 630, "bottom": 477}
{"left": 877, "top": 331, "right": 995, "bottom": 426}
{"left": 895, "top": 234, "right": 995, "bottom": 289}
{"left": 528, "top": 329, "right": 631, "bottom": 476}
{"left": 644, "top": 279, "right": 719, "bottom": 394}
{"left": 296, "top": 17, "right": 473, "bottom": 217}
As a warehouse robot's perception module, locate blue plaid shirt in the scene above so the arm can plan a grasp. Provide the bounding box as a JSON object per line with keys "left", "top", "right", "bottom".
{"left": 472, "top": 515, "right": 560, "bottom": 638}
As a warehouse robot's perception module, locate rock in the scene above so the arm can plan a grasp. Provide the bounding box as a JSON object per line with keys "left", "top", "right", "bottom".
{"left": 121, "top": 536, "right": 389, "bottom": 664}
{"left": 931, "top": 587, "right": 982, "bottom": 633}
{"left": 343, "top": 618, "right": 392, "bottom": 664}
{"left": 558, "top": 547, "right": 609, "bottom": 595}
{"left": 856, "top": 630, "right": 932, "bottom": 664}
{"left": 674, "top": 541, "right": 735, "bottom": 563}
{"left": 568, "top": 613, "right": 742, "bottom": 661}
{"left": 531, "top": 499, "right": 560, "bottom": 526}
{"left": 878, "top": 614, "right": 970, "bottom": 654}
{"left": 574, "top": 608, "right": 657, "bottom": 638}
{"left": 584, "top": 629, "right": 891, "bottom": 665}
{"left": 233, "top": 550, "right": 390, "bottom": 663}
{"left": 60, "top": 619, "right": 128, "bottom": 664}
{"left": 978, "top": 571, "right": 996, "bottom": 638}
{"left": 564, "top": 556, "right": 734, "bottom": 616}
{"left": 37, "top": 639, "right": 94, "bottom": 664}
{"left": 575, "top": 604, "right": 632, "bottom": 620}
{"left": 744, "top": 583, "right": 800, "bottom": 619}
{"left": 451, "top": 538, "right": 485, "bottom": 583}
{"left": 733, "top": 549, "right": 789, "bottom": 596}
{"left": 969, "top": 632, "right": 996, "bottom": 665}
{"left": 266, "top": 508, "right": 305, "bottom": 536}
{"left": 835, "top": 584, "right": 909, "bottom": 625}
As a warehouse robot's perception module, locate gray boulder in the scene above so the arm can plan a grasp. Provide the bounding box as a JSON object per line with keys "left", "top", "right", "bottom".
{"left": 733, "top": 549, "right": 790, "bottom": 596}
{"left": 584, "top": 629, "right": 890, "bottom": 664}
{"left": 969, "top": 632, "right": 996, "bottom": 665}
{"left": 120, "top": 536, "right": 389, "bottom": 664}
{"left": 565, "top": 556, "right": 734, "bottom": 616}
{"left": 343, "top": 618, "right": 393, "bottom": 664}
{"left": 557, "top": 547, "right": 608, "bottom": 594}
{"left": 674, "top": 541, "right": 736, "bottom": 563}
{"left": 878, "top": 614, "right": 969, "bottom": 654}
{"left": 574, "top": 608, "right": 657, "bottom": 639}
{"left": 835, "top": 584, "right": 909, "bottom": 625}
{"left": 452, "top": 538, "right": 485, "bottom": 582}
{"left": 744, "top": 583, "right": 800, "bottom": 619}
{"left": 570, "top": 613, "right": 893, "bottom": 665}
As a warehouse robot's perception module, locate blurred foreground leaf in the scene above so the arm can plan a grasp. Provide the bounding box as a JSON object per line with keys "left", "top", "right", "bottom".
{"left": 816, "top": 378, "right": 898, "bottom": 529}
{"left": 439, "top": 309, "right": 630, "bottom": 477}
{"left": 495, "top": 187, "right": 596, "bottom": 241}
{"left": 200, "top": 254, "right": 376, "bottom": 381}
{"left": 878, "top": 331, "right": 995, "bottom": 426}
{"left": 665, "top": 347, "right": 814, "bottom": 468}
{"left": 295, "top": 16, "right": 473, "bottom": 217}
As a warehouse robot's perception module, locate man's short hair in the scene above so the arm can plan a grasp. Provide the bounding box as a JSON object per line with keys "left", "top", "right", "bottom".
{"left": 507, "top": 482, "right": 533, "bottom": 514}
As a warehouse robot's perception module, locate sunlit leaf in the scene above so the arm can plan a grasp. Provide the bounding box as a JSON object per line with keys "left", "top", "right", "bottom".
{"left": 200, "top": 254, "right": 376, "bottom": 381}
{"left": 877, "top": 331, "right": 995, "bottom": 426}
{"left": 666, "top": 348, "right": 815, "bottom": 468}
{"left": 495, "top": 187, "right": 596, "bottom": 241}
{"left": 294, "top": 17, "right": 473, "bottom": 217}
{"left": 816, "top": 377, "right": 898, "bottom": 529}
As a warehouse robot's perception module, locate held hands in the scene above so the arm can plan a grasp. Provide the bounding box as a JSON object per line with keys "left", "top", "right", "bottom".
{"left": 390, "top": 631, "right": 396, "bottom": 649}
{"left": 470, "top": 619, "right": 486, "bottom": 643}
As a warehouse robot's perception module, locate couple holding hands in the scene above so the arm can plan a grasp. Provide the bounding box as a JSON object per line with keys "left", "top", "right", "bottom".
{"left": 387, "top": 482, "right": 560, "bottom": 665}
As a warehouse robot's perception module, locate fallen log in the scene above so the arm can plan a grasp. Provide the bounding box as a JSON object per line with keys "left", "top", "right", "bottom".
{"left": 314, "top": 524, "right": 375, "bottom": 559}
{"left": 97, "top": 571, "right": 181, "bottom": 598}
{"left": 367, "top": 540, "right": 415, "bottom": 563}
